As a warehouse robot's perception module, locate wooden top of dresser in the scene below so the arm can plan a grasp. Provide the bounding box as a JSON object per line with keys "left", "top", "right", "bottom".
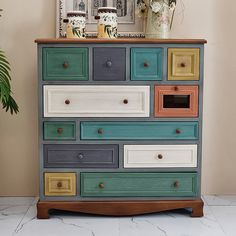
{"left": 35, "top": 38, "right": 207, "bottom": 44}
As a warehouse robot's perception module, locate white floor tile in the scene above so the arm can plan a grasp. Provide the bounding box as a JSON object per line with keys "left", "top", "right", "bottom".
{"left": 203, "top": 195, "right": 236, "bottom": 206}
{"left": 0, "top": 197, "right": 35, "bottom": 206}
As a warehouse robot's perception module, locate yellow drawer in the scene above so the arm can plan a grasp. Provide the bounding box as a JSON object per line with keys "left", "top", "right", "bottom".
{"left": 168, "top": 48, "right": 200, "bottom": 81}
{"left": 44, "top": 173, "right": 76, "bottom": 196}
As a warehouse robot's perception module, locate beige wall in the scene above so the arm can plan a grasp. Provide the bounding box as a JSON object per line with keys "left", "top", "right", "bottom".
{"left": 0, "top": 0, "right": 235, "bottom": 196}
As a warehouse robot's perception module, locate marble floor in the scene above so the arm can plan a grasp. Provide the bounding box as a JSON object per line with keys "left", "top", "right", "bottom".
{"left": 0, "top": 196, "right": 236, "bottom": 236}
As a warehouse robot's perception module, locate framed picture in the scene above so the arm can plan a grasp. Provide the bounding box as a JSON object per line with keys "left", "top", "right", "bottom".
{"left": 56, "top": 0, "right": 145, "bottom": 37}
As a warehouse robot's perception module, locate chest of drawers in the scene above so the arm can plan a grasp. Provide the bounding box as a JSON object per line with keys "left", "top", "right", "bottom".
{"left": 36, "top": 38, "right": 206, "bottom": 219}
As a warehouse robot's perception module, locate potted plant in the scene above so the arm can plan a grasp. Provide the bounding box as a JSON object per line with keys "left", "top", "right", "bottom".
{"left": 0, "top": 9, "right": 19, "bottom": 114}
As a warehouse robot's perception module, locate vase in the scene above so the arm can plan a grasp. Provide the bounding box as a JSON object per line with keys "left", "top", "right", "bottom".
{"left": 145, "top": 0, "right": 175, "bottom": 39}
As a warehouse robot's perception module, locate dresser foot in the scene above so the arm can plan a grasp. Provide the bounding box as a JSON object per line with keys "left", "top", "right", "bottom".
{"left": 37, "top": 199, "right": 204, "bottom": 219}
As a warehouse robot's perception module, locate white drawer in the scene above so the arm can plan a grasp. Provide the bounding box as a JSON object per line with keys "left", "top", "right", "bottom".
{"left": 124, "top": 145, "right": 197, "bottom": 168}
{"left": 44, "top": 86, "right": 150, "bottom": 117}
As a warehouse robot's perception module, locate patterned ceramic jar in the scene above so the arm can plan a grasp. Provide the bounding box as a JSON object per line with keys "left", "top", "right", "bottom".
{"left": 64, "top": 11, "right": 86, "bottom": 39}
{"left": 95, "top": 7, "right": 118, "bottom": 39}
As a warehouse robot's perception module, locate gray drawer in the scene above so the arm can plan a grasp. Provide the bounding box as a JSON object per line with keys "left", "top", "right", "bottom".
{"left": 93, "top": 48, "right": 126, "bottom": 81}
{"left": 44, "top": 144, "right": 119, "bottom": 168}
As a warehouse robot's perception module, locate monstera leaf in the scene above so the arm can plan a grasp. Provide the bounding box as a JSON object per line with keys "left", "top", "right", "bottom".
{"left": 0, "top": 50, "right": 19, "bottom": 114}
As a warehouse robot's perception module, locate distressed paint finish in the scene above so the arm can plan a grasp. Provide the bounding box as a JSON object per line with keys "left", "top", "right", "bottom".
{"left": 81, "top": 121, "right": 199, "bottom": 140}
{"left": 44, "top": 144, "right": 119, "bottom": 168}
{"left": 131, "top": 48, "right": 163, "bottom": 81}
{"left": 154, "top": 85, "right": 199, "bottom": 117}
{"left": 81, "top": 172, "right": 198, "bottom": 197}
{"left": 43, "top": 48, "right": 88, "bottom": 81}
{"left": 168, "top": 48, "right": 200, "bottom": 81}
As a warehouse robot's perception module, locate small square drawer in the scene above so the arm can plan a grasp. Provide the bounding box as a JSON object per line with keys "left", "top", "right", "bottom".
{"left": 81, "top": 172, "right": 197, "bottom": 197}
{"left": 154, "top": 85, "right": 199, "bottom": 117}
{"left": 43, "top": 121, "right": 76, "bottom": 140}
{"left": 43, "top": 48, "right": 88, "bottom": 81}
{"left": 93, "top": 48, "right": 126, "bottom": 81}
{"left": 124, "top": 145, "right": 197, "bottom": 168}
{"left": 131, "top": 48, "right": 163, "bottom": 81}
{"left": 44, "top": 144, "right": 118, "bottom": 168}
{"left": 44, "top": 173, "right": 76, "bottom": 196}
{"left": 168, "top": 48, "right": 200, "bottom": 81}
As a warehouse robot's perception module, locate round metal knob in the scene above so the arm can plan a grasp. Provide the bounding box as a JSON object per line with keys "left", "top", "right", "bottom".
{"left": 78, "top": 153, "right": 84, "bottom": 159}
{"left": 63, "top": 62, "right": 69, "bottom": 69}
{"left": 97, "top": 128, "right": 103, "bottom": 134}
{"left": 174, "top": 181, "right": 180, "bottom": 188}
{"left": 174, "top": 86, "right": 179, "bottom": 91}
{"left": 57, "top": 182, "right": 62, "bottom": 188}
{"left": 99, "top": 183, "right": 105, "bottom": 189}
{"left": 157, "top": 154, "right": 163, "bottom": 159}
{"left": 180, "top": 62, "right": 186, "bottom": 68}
{"left": 57, "top": 128, "right": 63, "bottom": 134}
{"left": 176, "top": 129, "right": 181, "bottom": 134}
{"left": 106, "top": 60, "right": 112, "bottom": 68}
{"left": 144, "top": 62, "right": 149, "bottom": 67}
{"left": 65, "top": 99, "right": 70, "bottom": 105}
{"left": 123, "top": 99, "right": 129, "bottom": 104}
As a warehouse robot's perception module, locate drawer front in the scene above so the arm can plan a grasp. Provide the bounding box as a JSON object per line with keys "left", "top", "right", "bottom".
{"left": 154, "top": 85, "right": 199, "bottom": 117}
{"left": 168, "top": 48, "right": 200, "bottom": 81}
{"left": 44, "top": 173, "right": 76, "bottom": 196}
{"left": 44, "top": 144, "right": 118, "bottom": 168}
{"left": 81, "top": 172, "right": 197, "bottom": 197}
{"left": 93, "top": 48, "right": 126, "bottom": 81}
{"left": 43, "top": 48, "right": 88, "bottom": 81}
{"left": 44, "top": 85, "right": 150, "bottom": 117}
{"left": 124, "top": 145, "right": 197, "bottom": 168}
{"left": 81, "top": 122, "right": 198, "bottom": 140}
{"left": 131, "top": 48, "right": 163, "bottom": 81}
{"left": 43, "top": 121, "right": 76, "bottom": 140}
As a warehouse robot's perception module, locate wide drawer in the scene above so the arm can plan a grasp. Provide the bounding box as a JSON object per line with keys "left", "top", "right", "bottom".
{"left": 43, "top": 121, "right": 76, "bottom": 140}
{"left": 81, "top": 122, "right": 198, "bottom": 140}
{"left": 44, "top": 144, "right": 119, "bottom": 168}
{"left": 44, "top": 85, "right": 150, "bottom": 117}
{"left": 124, "top": 145, "right": 197, "bottom": 168}
{"left": 42, "top": 48, "right": 88, "bottom": 81}
{"left": 81, "top": 172, "right": 197, "bottom": 197}
{"left": 44, "top": 172, "right": 76, "bottom": 196}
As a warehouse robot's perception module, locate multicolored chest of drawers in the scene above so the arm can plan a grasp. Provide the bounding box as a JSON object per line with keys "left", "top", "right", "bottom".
{"left": 36, "top": 38, "right": 207, "bottom": 219}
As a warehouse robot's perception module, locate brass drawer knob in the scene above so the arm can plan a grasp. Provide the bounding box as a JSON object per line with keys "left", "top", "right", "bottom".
{"left": 78, "top": 153, "right": 84, "bottom": 159}
{"left": 176, "top": 129, "right": 181, "bottom": 134}
{"left": 63, "top": 62, "right": 69, "bottom": 69}
{"left": 97, "top": 128, "right": 103, "bottom": 134}
{"left": 106, "top": 60, "right": 112, "bottom": 68}
{"left": 99, "top": 183, "right": 105, "bottom": 189}
{"left": 144, "top": 62, "right": 149, "bottom": 67}
{"left": 57, "top": 128, "right": 63, "bottom": 134}
{"left": 65, "top": 99, "right": 70, "bottom": 105}
{"left": 174, "top": 181, "right": 180, "bottom": 188}
{"left": 157, "top": 154, "right": 163, "bottom": 159}
{"left": 180, "top": 62, "right": 186, "bottom": 68}
{"left": 57, "top": 181, "right": 63, "bottom": 188}
{"left": 123, "top": 99, "right": 129, "bottom": 104}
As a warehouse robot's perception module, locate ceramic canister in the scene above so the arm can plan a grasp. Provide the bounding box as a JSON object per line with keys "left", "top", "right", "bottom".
{"left": 64, "top": 11, "right": 86, "bottom": 38}
{"left": 95, "top": 7, "right": 118, "bottom": 39}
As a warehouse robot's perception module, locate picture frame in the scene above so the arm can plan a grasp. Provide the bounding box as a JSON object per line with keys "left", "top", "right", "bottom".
{"left": 56, "top": 0, "right": 145, "bottom": 38}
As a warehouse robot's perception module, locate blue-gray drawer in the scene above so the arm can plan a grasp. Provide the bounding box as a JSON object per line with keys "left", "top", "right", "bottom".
{"left": 93, "top": 48, "right": 126, "bottom": 81}
{"left": 44, "top": 144, "right": 119, "bottom": 168}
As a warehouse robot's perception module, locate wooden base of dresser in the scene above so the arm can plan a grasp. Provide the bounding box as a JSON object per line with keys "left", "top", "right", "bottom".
{"left": 37, "top": 199, "right": 204, "bottom": 219}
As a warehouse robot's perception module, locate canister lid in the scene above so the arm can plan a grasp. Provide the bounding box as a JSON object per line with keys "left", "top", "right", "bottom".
{"left": 67, "top": 11, "right": 86, "bottom": 17}
{"left": 98, "top": 7, "right": 117, "bottom": 13}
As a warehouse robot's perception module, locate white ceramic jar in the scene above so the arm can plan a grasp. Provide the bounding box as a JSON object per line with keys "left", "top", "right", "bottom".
{"left": 95, "top": 7, "right": 118, "bottom": 39}
{"left": 64, "top": 11, "right": 86, "bottom": 39}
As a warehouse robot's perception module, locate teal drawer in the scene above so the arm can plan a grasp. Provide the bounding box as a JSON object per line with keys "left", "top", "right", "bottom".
{"left": 43, "top": 48, "right": 88, "bottom": 81}
{"left": 81, "top": 172, "right": 197, "bottom": 197}
{"left": 81, "top": 122, "right": 198, "bottom": 140}
{"left": 44, "top": 122, "right": 76, "bottom": 140}
{"left": 131, "top": 48, "right": 163, "bottom": 81}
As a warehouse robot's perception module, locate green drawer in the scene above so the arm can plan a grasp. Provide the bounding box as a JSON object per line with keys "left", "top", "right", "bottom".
{"left": 44, "top": 122, "right": 76, "bottom": 140}
{"left": 81, "top": 172, "right": 197, "bottom": 197}
{"left": 81, "top": 122, "right": 198, "bottom": 140}
{"left": 131, "top": 48, "right": 163, "bottom": 81}
{"left": 43, "top": 48, "right": 88, "bottom": 81}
